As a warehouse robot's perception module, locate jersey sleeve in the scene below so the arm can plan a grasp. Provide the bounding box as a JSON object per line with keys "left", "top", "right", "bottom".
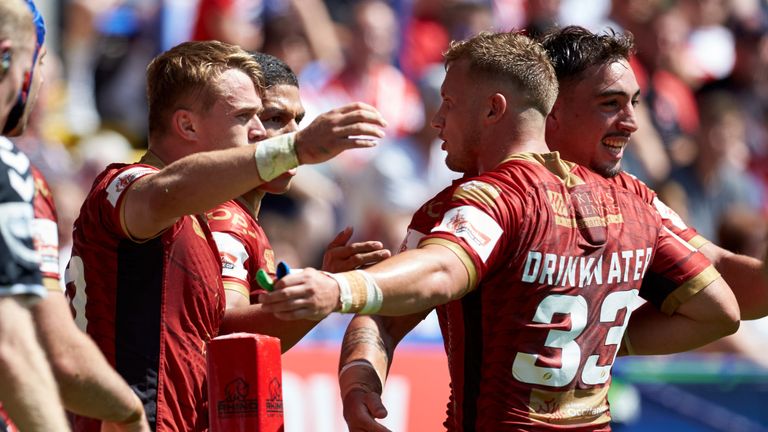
{"left": 639, "top": 226, "right": 720, "bottom": 315}
{"left": 31, "top": 167, "right": 62, "bottom": 291}
{"left": 96, "top": 165, "right": 158, "bottom": 240}
{"left": 0, "top": 141, "right": 45, "bottom": 300}
{"left": 614, "top": 172, "right": 707, "bottom": 248}
{"left": 650, "top": 196, "right": 708, "bottom": 248}
{"left": 211, "top": 231, "right": 251, "bottom": 301}
{"left": 419, "top": 179, "right": 510, "bottom": 291}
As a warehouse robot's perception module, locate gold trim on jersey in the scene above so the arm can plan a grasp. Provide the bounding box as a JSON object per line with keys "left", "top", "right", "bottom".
{"left": 503, "top": 152, "right": 585, "bottom": 188}
{"left": 528, "top": 386, "right": 611, "bottom": 426}
{"left": 138, "top": 151, "right": 167, "bottom": 169}
{"left": 43, "top": 277, "right": 61, "bottom": 293}
{"left": 451, "top": 181, "right": 500, "bottom": 209}
{"left": 661, "top": 265, "right": 721, "bottom": 315}
{"left": 223, "top": 280, "right": 250, "bottom": 301}
{"left": 688, "top": 234, "right": 710, "bottom": 249}
{"left": 119, "top": 151, "right": 168, "bottom": 243}
{"left": 418, "top": 237, "right": 478, "bottom": 295}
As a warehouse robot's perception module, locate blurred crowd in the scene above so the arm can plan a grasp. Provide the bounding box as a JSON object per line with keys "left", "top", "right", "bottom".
{"left": 20, "top": 0, "right": 768, "bottom": 359}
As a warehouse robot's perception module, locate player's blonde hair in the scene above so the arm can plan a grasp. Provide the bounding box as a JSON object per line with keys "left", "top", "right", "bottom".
{"left": 146, "top": 40, "right": 265, "bottom": 137}
{"left": 444, "top": 31, "right": 558, "bottom": 117}
{"left": 0, "top": 0, "right": 35, "bottom": 59}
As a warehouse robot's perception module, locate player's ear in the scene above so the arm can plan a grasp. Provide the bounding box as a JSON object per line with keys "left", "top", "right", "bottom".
{"left": 485, "top": 93, "right": 506, "bottom": 124}
{"left": 172, "top": 109, "right": 197, "bottom": 141}
{"left": 547, "top": 98, "right": 562, "bottom": 131}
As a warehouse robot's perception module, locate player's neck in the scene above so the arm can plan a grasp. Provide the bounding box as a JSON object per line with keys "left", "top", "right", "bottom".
{"left": 238, "top": 189, "right": 265, "bottom": 218}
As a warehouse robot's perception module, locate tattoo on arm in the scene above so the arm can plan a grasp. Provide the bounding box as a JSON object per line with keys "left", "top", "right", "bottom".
{"left": 340, "top": 327, "right": 388, "bottom": 363}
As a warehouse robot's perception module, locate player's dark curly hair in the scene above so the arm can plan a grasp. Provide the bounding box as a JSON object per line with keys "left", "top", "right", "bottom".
{"left": 538, "top": 25, "right": 635, "bottom": 84}
{"left": 250, "top": 52, "right": 299, "bottom": 89}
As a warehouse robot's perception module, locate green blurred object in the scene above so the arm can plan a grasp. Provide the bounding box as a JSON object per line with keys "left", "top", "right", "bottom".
{"left": 256, "top": 269, "right": 274, "bottom": 292}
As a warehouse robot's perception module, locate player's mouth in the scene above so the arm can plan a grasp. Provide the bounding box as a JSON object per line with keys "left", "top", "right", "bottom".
{"left": 601, "top": 136, "right": 629, "bottom": 158}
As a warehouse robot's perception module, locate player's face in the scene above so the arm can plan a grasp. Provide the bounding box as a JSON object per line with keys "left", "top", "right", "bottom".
{"left": 257, "top": 84, "right": 305, "bottom": 194}
{"left": 6, "top": 45, "right": 46, "bottom": 137}
{"left": 0, "top": 38, "right": 34, "bottom": 126}
{"left": 194, "top": 68, "right": 266, "bottom": 153}
{"left": 431, "top": 60, "right": 482, "bottom": 174}
{"left": 546, "top": 59, "right": 640, "bottom": 178}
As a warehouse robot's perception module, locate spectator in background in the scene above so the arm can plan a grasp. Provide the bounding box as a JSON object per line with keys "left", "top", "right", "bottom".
{"left": 665, "top": 90, "right": 763, "bottom": 241}
{"left": 347, "top": 64, "right": 460, "bottom": 252}
{"left": 301, "top": 0, "right": 423, "bottom": 145}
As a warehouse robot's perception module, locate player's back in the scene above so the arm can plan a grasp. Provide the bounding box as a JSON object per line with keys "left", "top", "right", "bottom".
{"left": 413, "top": 153, "right": 662, "bottom": 431}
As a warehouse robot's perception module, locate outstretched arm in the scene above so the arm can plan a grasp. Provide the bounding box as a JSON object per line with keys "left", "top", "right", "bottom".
{"left": 32, "top": 293, "right": 149, "bottom": 430}
{"left": 124, "top": 103, "right": 386, "bottom": 239}
{"left": 699, "top": 242, "right": 768, "bottom": 320}
{"left": 260, "top": 242, "right": 470, "bottom": 319}
{"left": 339, "top": 312, "right": 429, "bottom": 432}
{"left": 620, "top": 276, "right": 740, "bottom": 356}
{"left": 220, "top": 227, "right": 391, "bottom": 351}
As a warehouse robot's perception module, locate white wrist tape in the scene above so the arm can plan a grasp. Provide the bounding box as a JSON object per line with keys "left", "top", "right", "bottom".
{"left": 254, "top": 132, "right": 299, "bottom": 182}
{"left": 324, "top": 271, "right": 354, "bottom": 313}
{"left": 356, "top": 270, "right": 383, "bottom": 314}
{"left": 325, "top": 270, "right": 383, "bottom": 314}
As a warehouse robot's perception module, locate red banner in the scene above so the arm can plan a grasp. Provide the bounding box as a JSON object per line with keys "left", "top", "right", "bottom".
{"left": 281, "top": 344, "right": 449, "bottom": 431}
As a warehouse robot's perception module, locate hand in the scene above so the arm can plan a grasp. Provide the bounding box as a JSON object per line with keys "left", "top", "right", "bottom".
{"left": 322, "top": 227, "right": 391, "bottom": 273}
{"left": 99, "top": 410, "right": 151, "bottom": 432}
{"left": 343, "top": 388, "right": 391, "bottom": 432}
{"left": 258, "top": 267, "right": 340, "bottom": 320}
{"left": 295, "top": 102, "right": 387, "bottom": 165}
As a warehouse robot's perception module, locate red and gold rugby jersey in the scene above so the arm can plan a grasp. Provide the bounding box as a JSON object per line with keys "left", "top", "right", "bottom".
{"left": 610, "top": 171, "right": 708, "bottom": 249}
{"left": 401, "top": 153, "right": 717, "bottom": 431}
{"left": 205, "top": 199, "right": 276, "bottom": 303}
{"left": 30, "top": 166, "right": 61, "bottom": 290}
{"left": 65, "top": 162, "right": 225, "bottom": 432}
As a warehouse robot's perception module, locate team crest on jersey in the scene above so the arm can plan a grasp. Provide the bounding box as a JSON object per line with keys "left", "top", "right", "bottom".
{"left": 106, "top": 167, "right": 155, "bottom": 207}
{"left": 433, "top": 205, "right": 502, "bottom": 262}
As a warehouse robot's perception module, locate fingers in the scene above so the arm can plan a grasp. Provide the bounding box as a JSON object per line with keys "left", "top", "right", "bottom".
{"left": 364, "top": 392, "right": 388, "bottom": 419}
{"left": 344, "top": 390, "right": 392, "bottom": 432}
{"left": 328, "top": 227, "right": 354, "bottom": 249}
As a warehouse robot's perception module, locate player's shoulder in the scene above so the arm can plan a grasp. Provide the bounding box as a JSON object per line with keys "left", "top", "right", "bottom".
{"left": 606, "top": 171, "right": 657, "bottom": 204}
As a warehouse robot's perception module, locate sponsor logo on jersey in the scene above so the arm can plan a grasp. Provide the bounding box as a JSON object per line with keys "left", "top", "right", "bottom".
{"left": 221, "top": 252, "right": 237, "bottom": 270}
{"left": 548, "top": 186, "right": 624, "bottom": 229}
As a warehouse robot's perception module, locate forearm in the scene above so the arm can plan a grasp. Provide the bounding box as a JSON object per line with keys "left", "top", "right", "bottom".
{"left": 220, "top": 304, "right": 319, "bottom": 352}
{"left": 339, "top": 316, "right": 394, "bottom": 397}
{"left": 338, "top": 313, "right": 427, "bottom": 396}
{"left": 128, "top": 134, "right": 301, "bottom": 239}
{"left": 701, "top": 242, "right": 768, "bottom": 320}
{"left": 0, "top": 298, "right": 70, "bottom": 432}
{"left": 33, "top": 295, "right": 144, "bottom": 422}
{"left": 356, "top": 244, "right": 469, "bottom": 316}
